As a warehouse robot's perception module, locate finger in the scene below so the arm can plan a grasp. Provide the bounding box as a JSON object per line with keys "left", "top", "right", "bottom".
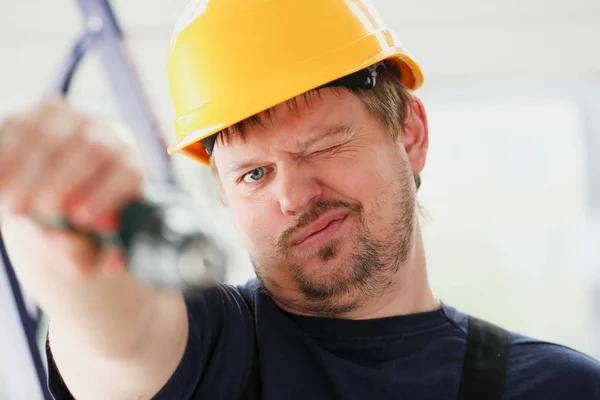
{"left": 44, "top": 228, "right": 101, "bottom": 281}
{"left": 0, "top": 115, "right": 24, "bottom": 174}
{"left": 69, "top": 153, "right": 143, "bottom": 230}
{"left": 4, "top": 153, "right": 45, "bottom": 213}
{"left": 0, "top": 97, "right": 68, "bottom": 179}
{"left": 1, "top": 100, "right": 82, "bottom": 213}
{"left": 0, "top": 115, "right": 41, "bottom": 213}
{"left": 31, "top": 121, "right": 115, "bottom": 218}
{"left": 0, "top": 113, "right": 36, "bottom": 189}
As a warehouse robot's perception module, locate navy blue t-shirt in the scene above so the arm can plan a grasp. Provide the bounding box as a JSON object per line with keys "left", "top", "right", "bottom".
{"left": 47, "top": 279, "right": 600, "bottom": 399}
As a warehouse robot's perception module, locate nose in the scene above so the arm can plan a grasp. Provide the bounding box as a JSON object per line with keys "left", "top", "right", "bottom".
{"left": 275, "top": 165, "right": 322, "bottom": 217}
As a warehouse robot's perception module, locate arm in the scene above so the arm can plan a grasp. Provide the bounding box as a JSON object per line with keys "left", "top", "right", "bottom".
{"left": 44, "top": 282, "right": 257, "bottom": 400}
{"left": 2, "top": 209, "right": 190, "bottom": 400}
{"left": 48, "top": 281, "right": 188, "bottom": 400}
{"left": 1, "top": 97, "right": 255, "bottom": 400}
{"left": 0, "top": 98, "right": 188, "bottom": 399}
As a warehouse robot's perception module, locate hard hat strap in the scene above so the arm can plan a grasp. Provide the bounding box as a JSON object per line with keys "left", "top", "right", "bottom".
{"left": 319, "top": 63, "right": 380, "bottom": 90}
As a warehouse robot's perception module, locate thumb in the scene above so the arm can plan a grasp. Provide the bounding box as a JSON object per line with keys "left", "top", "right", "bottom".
{"left": 97, "top": 247, "right": 127, "bottom": 280}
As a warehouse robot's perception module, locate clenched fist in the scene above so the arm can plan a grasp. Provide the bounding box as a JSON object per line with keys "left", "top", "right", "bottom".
{"left": 0, "top": 96, "right": 145, "bottom": 284}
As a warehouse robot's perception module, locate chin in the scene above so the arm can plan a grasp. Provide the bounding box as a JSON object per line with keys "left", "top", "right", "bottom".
{"left": 295, "top": 239, "right": 355, "bottom": 280}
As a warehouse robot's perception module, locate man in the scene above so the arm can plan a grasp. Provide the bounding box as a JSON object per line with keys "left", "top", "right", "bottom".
{"left": 1, "top": 0, "right": 599, "bottom": 399}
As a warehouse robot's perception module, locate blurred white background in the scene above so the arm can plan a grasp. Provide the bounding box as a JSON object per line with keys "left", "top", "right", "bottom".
{"left": 1, "top": 0, "right": 600, "bottom": 397}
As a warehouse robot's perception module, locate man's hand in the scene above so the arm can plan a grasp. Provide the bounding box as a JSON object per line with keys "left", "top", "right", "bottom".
{"left": 0, "top": 97, "right": 188, "bottom": 400}
{"left": 0, "top": 95, "right": 143, "bottom": 283}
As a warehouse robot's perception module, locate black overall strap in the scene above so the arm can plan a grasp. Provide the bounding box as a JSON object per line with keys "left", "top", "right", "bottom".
{"left": 458, "top": 316, "right": 511, "bottom": 400}
{"left": 239, "top": 296, "right": 261, "bottom": 400}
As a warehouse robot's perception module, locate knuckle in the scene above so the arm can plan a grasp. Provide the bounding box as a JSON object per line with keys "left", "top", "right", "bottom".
{"left": 37, "top": 96, "right": 65, "bottom": 115}
{"left": 121, "top": 158, "right": 144, "bottom": 185}
{"left": 43, "top": 111, "right": 80, "bottom": 140}
{"left": 83, "top": 122, "right": 118, "bottom": 151}
{"left": 108, "top": 160, "right": 143, "bottom": 203}
{"left": 81, "top": 129, "right": 115, "bottom": 160}
{"left": 36, "top": 104, "right": 81, "bottom": 140}
{"left": 85, "top": 137, "right": 116, "bottom": 162}
{"left": 1, "top": 114, "right": 21, "bottom": 131}
{"left": 0, "top": 114, "right": 27, "bottom": 139}
{"left": 122, "top": 156, "right": 140, "bottom": 175}
{"left": 83, "top": 119, "right": 111, "bottom": 140}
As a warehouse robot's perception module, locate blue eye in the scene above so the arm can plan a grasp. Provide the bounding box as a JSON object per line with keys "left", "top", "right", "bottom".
{"left": 243, "top": 167, "right": 265, "bottom": 183}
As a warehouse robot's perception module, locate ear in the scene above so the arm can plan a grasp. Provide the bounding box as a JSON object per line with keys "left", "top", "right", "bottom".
{"left": 399, "top": 97, "right": 429, "bottom": 175}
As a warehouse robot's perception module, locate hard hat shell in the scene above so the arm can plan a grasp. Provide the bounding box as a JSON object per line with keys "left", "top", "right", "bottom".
{"left": 167, "top": 0, "right": 424, "bottom": 165}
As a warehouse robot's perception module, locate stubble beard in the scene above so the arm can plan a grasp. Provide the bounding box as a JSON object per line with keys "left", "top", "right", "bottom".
{"left": 254, "top": 179, "right": 416, "bottom": 317}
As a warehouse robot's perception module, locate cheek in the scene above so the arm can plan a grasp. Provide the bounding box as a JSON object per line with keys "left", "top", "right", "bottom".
{"left": 323, "top": 146, "right": 409, "bottom": 228}
{"left": 230, "top": 198, "right": 277, "bottom": 251}
{"left": 372, "top": 140, "right": 412, "bottom": 187}
{"left": 318, "top": 148, "right": 389, "bottom": 203}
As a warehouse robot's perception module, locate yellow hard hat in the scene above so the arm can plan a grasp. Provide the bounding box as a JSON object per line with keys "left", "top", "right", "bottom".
{"left": 167, "top": 0, "right": 424, "bottom": 165}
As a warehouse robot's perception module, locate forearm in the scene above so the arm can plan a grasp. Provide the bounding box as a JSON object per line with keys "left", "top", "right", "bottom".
{"left": 48, "top": 278, "right": 189, "bottom": 400}
{"left": 2, "top": 214, "right": 160, "bottom": 358}
{"left": 47, "top": 270, "right": 159, "bottom": 358}
{"left": 0, "top": 98, "right": 191, "bottom": 399}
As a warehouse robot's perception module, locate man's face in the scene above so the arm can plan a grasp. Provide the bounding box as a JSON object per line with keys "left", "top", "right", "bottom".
{"left": 213, "top": 88, "right": 427, "bottom": 316}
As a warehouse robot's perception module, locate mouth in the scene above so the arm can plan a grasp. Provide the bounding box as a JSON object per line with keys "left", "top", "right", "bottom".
{"left": 291, "top": 210, "right": 349, "bottom": 246}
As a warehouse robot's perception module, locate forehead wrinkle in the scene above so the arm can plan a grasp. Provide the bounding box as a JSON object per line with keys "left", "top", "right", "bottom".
{"left": 215, "top": 88, "right": 357, "bottom": 173}
{"left": 216, "top": 87, "right": 348, "bottom": 148}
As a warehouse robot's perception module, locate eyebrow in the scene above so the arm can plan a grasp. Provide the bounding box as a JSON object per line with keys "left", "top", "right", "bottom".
{"left": 225, "top": 124, "right": 355, "bottom": 176}
{"left": 226, "top": 159, "right": 264, "bottom": 177}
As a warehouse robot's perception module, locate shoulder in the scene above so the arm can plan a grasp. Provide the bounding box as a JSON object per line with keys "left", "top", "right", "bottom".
{"left": 505, "top": 331, "right": 600, "bottom": 397}
{"left": 181, "top": 278, "right": 264, "bottom": 325}
{"left": 181, "top": 281, "right": 256, "bottom": 347}
{"left": 509, "top": 332, "right": 600, "bottom": 378}
{"left": 152, "top": 280, "right": 261, "bottom": 399}
{"left": 181, "top": 278, "right": 265, "bottom": 326}
{"left": 235, "top": 278, "right": 263, "bottom": 307}
{"left": 443, "top": 304, "right": 600, "bottom": 380}
{"left": 184, "top": 279, "right": 259, "bottom": 314}
{"left": 236, "top": 277, "right": 262, "bottom": 295}
{"left": 443, "top": 305, "right": 600, "bottom": 397}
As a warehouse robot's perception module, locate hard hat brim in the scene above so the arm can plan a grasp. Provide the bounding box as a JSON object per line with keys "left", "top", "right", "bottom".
{"left": 167, "top": 45, "right": 423, "bottom": 164}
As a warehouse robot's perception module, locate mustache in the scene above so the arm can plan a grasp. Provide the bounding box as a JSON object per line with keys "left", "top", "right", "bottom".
{"left": 277, "top": 199, "right": 361, "bottom": 249}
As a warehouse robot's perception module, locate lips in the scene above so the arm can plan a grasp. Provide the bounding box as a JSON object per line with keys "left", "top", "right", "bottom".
{"left": 291, "top": 210, "right": 348, "bottom": 245}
